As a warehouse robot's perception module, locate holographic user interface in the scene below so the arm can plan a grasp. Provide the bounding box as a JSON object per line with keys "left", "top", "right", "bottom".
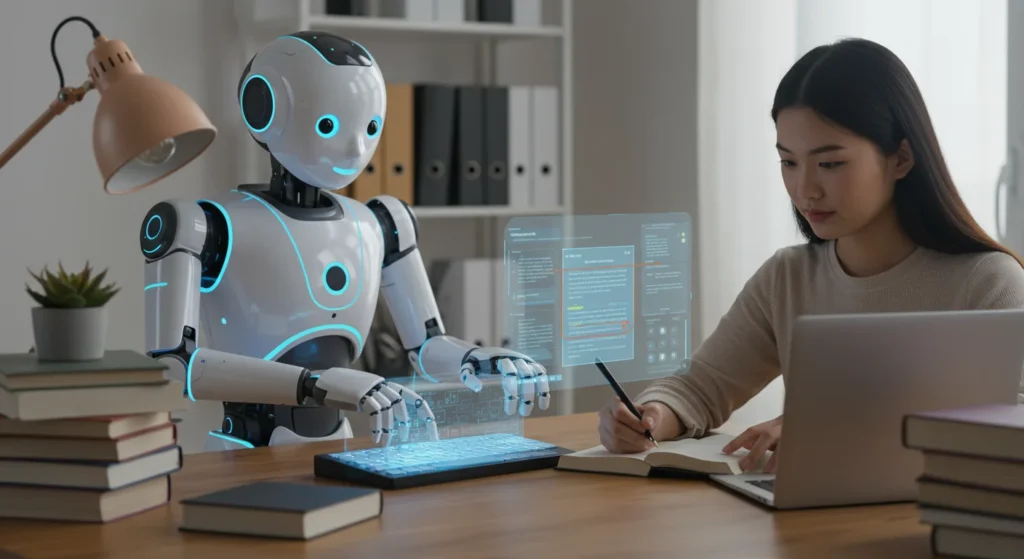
{"left": 503, "top": 213, "right": 692, "bottom": 390}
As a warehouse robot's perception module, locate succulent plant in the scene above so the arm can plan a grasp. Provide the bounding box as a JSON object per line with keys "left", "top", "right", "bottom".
{"left": 26, "top": 262, "right": 120, "bottom": 309}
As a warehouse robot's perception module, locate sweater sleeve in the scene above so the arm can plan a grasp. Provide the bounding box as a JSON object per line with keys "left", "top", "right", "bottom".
{"left": 960, "top": 251, "right": 1024, "bottom": 403}
{"left": 635, "top": 251, "right": 783, "bottom": 437}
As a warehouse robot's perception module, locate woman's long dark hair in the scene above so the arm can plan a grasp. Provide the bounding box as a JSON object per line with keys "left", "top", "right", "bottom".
{"left": 771, "top": 37, "right": 1022, "bottom": 266}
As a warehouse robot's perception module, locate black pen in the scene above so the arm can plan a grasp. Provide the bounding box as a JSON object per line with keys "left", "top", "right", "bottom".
{"left": 594, "top": 358, "right": 658, "bottom": 447}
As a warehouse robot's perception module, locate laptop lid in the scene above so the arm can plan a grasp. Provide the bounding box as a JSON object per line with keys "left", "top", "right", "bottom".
{"left": 771, "top": 310, "right": 1024, "bottom": 509}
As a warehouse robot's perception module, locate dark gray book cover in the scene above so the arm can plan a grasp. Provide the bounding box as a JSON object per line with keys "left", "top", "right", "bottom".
{"left": 181, "top": 481, "right": 380, "bottom": 512}
{"left": 0, "top": 350, "right": 165, "bottom": 377}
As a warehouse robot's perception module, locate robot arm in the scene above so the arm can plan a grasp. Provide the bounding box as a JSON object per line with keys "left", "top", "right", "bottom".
{"left": 139, "top": 200, "right": 432, "bottom": 443}
{"left": 367, "top": 195, "right": 550, "bottom": 416}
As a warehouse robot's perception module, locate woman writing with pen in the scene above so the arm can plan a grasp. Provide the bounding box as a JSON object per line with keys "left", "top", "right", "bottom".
{"left": 598, "top": 38, "right": 1024, "bottom": 472}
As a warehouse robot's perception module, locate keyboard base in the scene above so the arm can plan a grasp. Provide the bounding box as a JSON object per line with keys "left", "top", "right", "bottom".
{"left": 314, "top": 443, "right": 573, "bottom": 490}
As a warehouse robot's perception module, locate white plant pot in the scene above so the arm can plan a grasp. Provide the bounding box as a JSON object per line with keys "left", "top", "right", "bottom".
{"left": 31, "top": 306, "right": 108, "bottom": 361}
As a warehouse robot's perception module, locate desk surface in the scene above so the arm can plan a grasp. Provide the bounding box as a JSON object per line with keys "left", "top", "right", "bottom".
{"left": 0, "top": 413, "right": 935, "bottom": 559}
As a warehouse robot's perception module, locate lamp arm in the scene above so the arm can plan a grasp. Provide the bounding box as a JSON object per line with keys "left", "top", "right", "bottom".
{"left": 0, "top": 80, "right": 94, "bottom": 171}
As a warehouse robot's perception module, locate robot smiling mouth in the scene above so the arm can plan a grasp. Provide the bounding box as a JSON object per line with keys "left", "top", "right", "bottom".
{"left": 332, "top": 166, "right": 357, "bottom": 176}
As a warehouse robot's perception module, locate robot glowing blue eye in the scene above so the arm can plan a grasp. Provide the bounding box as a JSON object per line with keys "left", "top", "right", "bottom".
{"left": 316, "top": 114, "right": 339, "bottom": 139}
{"left": 366, "top": 116, "right": 382, "bottom": 139}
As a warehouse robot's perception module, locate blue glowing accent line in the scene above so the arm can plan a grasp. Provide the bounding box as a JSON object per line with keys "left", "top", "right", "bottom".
{"left": 185, "top": 349, "right": 200, "bottom": 402}
{"left": 143, "top": 244, "right": 162, "bottom": 254}
{"left": 144, "top": 282, "right": 167, "bottom": 291}
{"left": 317, "top": 114, "right": 339, "bottom": 139}
{"left": 322, "top": 262, "right": 350, "bottom": 296}
{"left": 280, "top": 35, "right": 331, "bottom": 65}
{"left": 220, "top": 317, "right": 227, "bottom": 325}
{"left": 225, "top": 417, "right": 234, "bottom": 433}
{"left": 145, "top": 215, "right": 162, "bottom": 240}
{"left": 238, "top": 191, "right": 363, "bottom": 311}
{"left": 262, "top": 324, "right": 364, "bottom": 361}
{"left": 333, "top": 166, "right": 357, "bottom": 176}
{"left": 367, "top": 115, "right": 382, "bottom": 139}
{"left": 197, "top": 199, "right": 234, "bottom": 294}
{"left": 208, "top": 431, "right": 254, "bottom": 449}
{"left": 417, "top": 337, "right": 441, "bottom": 383}
{"left": 240, "top": 74, "right": 274, "bottom": 133}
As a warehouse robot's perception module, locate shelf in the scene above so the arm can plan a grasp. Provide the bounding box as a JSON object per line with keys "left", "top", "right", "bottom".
{"left": 305, "top": 15, "right": 564, "bottom": 40}
{"left": 412, "top": 205, "right": 567, "bottom": 219}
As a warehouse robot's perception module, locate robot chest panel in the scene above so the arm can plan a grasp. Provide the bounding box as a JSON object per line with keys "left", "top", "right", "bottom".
{"left": 209, "top": 191, "right": 384, "bottom": 331}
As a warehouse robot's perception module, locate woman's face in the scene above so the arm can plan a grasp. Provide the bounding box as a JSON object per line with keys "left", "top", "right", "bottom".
{"left": 775, "top": 107, "right": 911, "bottom": 240}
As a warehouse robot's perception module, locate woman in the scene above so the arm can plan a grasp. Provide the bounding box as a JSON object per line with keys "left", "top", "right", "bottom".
{"left": 597, "top": 37, "right": 1024, "bottom": 472}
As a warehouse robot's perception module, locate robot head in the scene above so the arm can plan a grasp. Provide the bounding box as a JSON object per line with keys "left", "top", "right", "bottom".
{"left": 237, "top": 32, "right": 386, "bottom": 190}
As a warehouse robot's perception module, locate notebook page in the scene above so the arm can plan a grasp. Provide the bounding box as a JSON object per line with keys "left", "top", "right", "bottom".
{"left": 656, "top": 433, "right": 747, "bottom": 463}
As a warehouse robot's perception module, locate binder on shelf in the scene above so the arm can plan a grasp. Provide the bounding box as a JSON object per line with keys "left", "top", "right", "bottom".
{"left": 493, "top": 259, "right": 511, "bottom": 349}
{"left": 379, "top": 0, "right": 433, "bottom": 20}
{"left": 414, "top": 84, "right": 457, "bottom": 206}
{"left": 382, "top": 83, "right": 415, "bottom": 205}
{"left": 478, "top": 0, "right": 512, "bottom": 22}
{"left": 512, "top": 0, "right": 542, "bottom": 26}
{"left": 325, "top": 0, "right": 368, "bottom": 15}
{"left": 530, "top": 85, "right": 560, "bottom": 208}
{"left": 508, "top": 86, "right": 532, "bottom": 208}
{"left": 435, "top": 0, "right": 464, "bottom": 22}
{"left": 483, "top": 86, "right": 509, "bottom": 206}
{"left": 455, "top": 86, "right": 485, "bottom": 206}
{"left": 431, "top": 259, "right": 495, "bottom": 348}
{"left": 350, "top": 139, "right": 384, "bottom": 202}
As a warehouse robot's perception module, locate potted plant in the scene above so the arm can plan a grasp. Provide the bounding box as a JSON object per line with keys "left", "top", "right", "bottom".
{"left": 25, "top": 262, "right": 119, "bottom": 361}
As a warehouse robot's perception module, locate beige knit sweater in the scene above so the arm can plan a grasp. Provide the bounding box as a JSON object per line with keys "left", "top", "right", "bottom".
{"left": 635, "top": 241, "right": 1024, "bottom": 437}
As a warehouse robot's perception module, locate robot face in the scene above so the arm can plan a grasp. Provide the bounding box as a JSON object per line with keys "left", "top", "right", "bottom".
{"left": 238, "top": 32, "right": 386, "bottom": 190}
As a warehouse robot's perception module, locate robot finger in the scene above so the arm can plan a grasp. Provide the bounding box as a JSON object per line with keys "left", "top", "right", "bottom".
{"left": 497, "top": 358, "right": 519, "bottom": 415}
{"left": 360, "top": 393, "right": 384, "bottom": 444}
{"left": 534, "top": 363, "right": 551, "bottom": 411}
{"left": 402, "top": 387, "right": 440, "bottom": 441}
{"left": 378, "top": 383, "right": 410, "bottom": 442}
{"left": 460, "top": 363, "right": 483, "bottom": 392}
{"left": 513, "top": 359, "right": 536, "bottom": 417}
{"left": 371, "top": 390, "right": 395, "bottom": 447}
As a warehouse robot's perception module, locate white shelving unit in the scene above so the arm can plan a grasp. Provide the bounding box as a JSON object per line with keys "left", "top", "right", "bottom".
{"left": 233, "top": 0, "right": 574, "bottom": 222}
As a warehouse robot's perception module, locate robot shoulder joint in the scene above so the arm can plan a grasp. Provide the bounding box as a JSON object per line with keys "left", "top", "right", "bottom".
{"left": 366, "top": 195, "right": 418, "bottom": 255}
{"left": 139, "top": 200, "right": 207, "bottom": 260}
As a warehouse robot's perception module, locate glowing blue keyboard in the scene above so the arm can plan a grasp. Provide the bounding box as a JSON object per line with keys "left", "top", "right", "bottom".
{"left": 314, "top": 433, "right": 570, "bottom": 489}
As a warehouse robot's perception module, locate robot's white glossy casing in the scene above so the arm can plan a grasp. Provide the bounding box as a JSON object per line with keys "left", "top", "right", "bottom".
{"left": 194, "top": 190, "right": 384, "bottom": 362}
{"left": 241, "top": 35, "right": 386, "bottom": 191}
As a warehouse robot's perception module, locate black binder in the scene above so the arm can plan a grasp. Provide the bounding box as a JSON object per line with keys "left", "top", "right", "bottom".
{"left": 478, "top": 0, "right": 512, "bottom": 22}
{"left": 455, "top": 86, "right": 485, "bottom": 206}
{"left": 414, "top": 84, "right": 457, "bottom": 206}
{"left": 483, "top": 86, "right": 509, "bottom": 205}
{"left": 326, "top": 0, "right": 367, "bottom": 15}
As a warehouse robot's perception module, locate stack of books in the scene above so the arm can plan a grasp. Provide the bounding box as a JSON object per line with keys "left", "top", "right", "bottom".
{"left": 0, "top": 349, "right": 186, "bottom": 522}
{"left": 903, "top": 403, "right": 1024, "bottom": 558}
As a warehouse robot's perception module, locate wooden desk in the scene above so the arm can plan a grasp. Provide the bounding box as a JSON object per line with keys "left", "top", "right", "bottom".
{"left": 0, "top": 413, "right": 935, "bottom": 559}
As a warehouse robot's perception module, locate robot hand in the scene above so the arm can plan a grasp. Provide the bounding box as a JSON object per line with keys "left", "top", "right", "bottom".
{"left": 312, "top": 369, "right": 439, "bottom": 445}
{"left": 460, "top": 347, "right": 551, "bottom": 417}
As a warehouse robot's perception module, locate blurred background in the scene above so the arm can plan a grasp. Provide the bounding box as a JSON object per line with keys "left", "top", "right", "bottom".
{"left": 0, "top": 0, "right": 1019, "bottom": 453}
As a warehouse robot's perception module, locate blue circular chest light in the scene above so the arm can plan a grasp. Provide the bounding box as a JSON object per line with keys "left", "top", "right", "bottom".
{"left": 323, "top": 262, "right": 349, "bottom": 295}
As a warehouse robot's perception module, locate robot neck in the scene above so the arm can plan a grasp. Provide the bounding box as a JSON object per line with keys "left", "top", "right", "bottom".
{"left": 268, "top": 157, "right": 331, "bottom": 209}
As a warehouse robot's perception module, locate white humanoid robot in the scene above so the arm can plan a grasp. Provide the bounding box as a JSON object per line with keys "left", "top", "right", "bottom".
{"left": 140, "top": 32, "right": 550, "bottom": 451}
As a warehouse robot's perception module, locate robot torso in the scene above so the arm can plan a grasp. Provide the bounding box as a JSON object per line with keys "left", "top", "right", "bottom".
{"left": 195, "top": 187, "right": 384, "bottom": 365}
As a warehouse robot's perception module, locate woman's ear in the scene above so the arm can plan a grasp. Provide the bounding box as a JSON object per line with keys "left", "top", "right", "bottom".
{"left": 893, "top": 139, "right": 915, "bottom": 179}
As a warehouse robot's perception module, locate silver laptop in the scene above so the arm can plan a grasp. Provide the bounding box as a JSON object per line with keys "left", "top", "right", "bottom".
{"left": 711, "top": 309, "right": 1024, "bottom": 510}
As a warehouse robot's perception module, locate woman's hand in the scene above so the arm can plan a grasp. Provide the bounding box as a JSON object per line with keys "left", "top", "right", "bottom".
{"left": 598, "top": 399, "right": 683, "bottom": 453}
{"left": 722, "top": 415, "right": 782, "bottom": 473}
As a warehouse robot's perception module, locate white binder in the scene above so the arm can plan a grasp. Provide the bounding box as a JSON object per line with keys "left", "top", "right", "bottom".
{"left": 508, "top": 86, "right": 533, "bottom": 208}
{"left": 435, "top": 0, "right": 464, "bottom": 22}
{"left": 530, "top": 86, "right": 560, "bottom": 208}
{"left": 493, "top": 258, "right": 511, "bottom": 349}
{"left": 379, "top": 0, "right": 433, "bottom": 21}
{"left": 512, "top": 0, "right": 542, "bottom": 26}
{"left": 431, "top": 259, "right": 494, "bottom": 348}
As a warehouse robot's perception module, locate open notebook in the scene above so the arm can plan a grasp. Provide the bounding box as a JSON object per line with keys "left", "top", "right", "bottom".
{"left": 556, "top": 433, "right": 762, "bottom": 477}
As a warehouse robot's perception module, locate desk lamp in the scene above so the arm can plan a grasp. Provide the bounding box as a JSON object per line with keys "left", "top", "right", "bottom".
{"left": 0, "top": 16, "right": 216, "bottom": 193}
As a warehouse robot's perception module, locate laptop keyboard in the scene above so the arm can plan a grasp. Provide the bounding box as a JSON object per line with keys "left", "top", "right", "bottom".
{"left": 747, "top": 479, "right": 775, "bottom": 493}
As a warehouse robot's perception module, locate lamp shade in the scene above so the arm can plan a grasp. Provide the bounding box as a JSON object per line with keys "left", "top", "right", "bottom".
{"left": 87, "top": 36, "right": 216, "bottom": 194}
